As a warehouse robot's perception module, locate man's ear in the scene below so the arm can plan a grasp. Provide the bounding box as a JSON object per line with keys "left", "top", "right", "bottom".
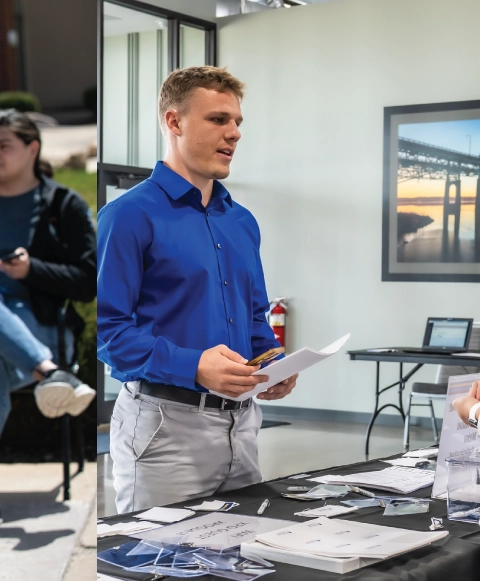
{"left": 165, "top": 109, "right": 182, "bottom": 136}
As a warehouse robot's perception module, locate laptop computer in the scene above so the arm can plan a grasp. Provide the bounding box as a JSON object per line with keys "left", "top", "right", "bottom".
{"left": 401, "top": 317, "right": 474, "bottom": 355}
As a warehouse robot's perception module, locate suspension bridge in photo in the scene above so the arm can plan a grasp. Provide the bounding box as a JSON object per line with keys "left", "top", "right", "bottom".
{"left": 397, "top": 137, "right": 480, "bottom": 254}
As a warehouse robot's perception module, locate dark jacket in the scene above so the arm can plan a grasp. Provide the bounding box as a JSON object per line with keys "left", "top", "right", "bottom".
{"left": 22, "top": 176, "right": 96, "bottom": 334}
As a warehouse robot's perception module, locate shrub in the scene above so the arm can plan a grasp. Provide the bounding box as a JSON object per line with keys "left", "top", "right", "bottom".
{"left": 0, "top": 91, "right": 40, "bottom": 112}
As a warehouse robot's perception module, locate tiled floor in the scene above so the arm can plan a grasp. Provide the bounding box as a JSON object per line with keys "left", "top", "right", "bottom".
{"left": 97, "top": 417, "right": 434, "bottom": 518}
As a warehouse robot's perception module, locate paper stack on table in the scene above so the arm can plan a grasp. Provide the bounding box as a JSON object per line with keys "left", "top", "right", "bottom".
{"left": 381, "top": 458, "right": 428, "bottom": 468}
{"left": 254, "top": 517, "right": 447, "bottom": 559}
{"left": 308, "top": 466, "right": 434, "bottom": 494}
{"left": 403, "top": 448, "right": 438, "bottom": 458}
{"left": 97, "top": 521, "right": 162, "bottom": 538}
{"left": 241, "top": 517, "right": 447, "bottom": 574}
{"left": 294, "top": 505, "right": 358, "bottom": 518}
{"left": 283, "top": 484, "right": 350, "bottom": 500}
{"left": 185, "top": 500, "right": 239, "bottom": 512}
{"left": 133, "top": 507, "right": 195, "bottom": 523}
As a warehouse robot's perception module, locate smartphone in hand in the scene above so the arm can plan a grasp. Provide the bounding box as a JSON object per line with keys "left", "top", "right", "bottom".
{"left": 247, "top": 347, "right": 285, "bottom": 366}
{"left": 0, "top": 251, "right": 25, "bottom": 263}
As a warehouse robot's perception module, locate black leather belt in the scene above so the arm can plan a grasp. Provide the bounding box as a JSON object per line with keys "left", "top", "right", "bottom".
{"left": 138, "top": 381, "right": 252, "bottom": 411}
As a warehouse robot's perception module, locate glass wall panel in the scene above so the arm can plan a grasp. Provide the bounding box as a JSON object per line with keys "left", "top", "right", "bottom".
{"left": 179, "top": 24, "right": 207, "bottom": 68}
{"left": 103, "top": 2, "right": 168, "bottom": 167}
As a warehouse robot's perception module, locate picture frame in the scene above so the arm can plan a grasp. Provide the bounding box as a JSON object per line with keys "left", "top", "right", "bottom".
{"left": 382, "top": 100, "right": 480, "bottom": 282}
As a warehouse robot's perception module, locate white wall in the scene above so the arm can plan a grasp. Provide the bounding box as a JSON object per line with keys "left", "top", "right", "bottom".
{"left": 218, "top": 0, "right": 480, "bottom": 416}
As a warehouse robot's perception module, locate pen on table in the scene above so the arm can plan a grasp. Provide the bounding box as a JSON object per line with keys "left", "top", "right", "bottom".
{"left": 348, "top": 485, "right": 376, "bottom": 498}
{"left": 257, "top": 499, "right": 270, "bottom": 514}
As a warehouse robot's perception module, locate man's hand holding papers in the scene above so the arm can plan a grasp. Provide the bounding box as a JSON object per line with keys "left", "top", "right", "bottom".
{"left": 211, "top": 333, "right": 351, "bottom": 402}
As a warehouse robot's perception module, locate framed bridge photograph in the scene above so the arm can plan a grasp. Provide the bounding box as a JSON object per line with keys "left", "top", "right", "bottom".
{"left": 382, "top": 100, "right": 480, "bottom": 282}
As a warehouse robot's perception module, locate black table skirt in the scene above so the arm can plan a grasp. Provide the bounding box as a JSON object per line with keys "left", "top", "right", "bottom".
{"left": 98, "top": 454, "right": 480, "bottom": 581}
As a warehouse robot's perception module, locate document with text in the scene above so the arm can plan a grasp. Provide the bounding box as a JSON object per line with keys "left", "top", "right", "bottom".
{"left": 211, "top": 333, "right": 351, "bottom": 402}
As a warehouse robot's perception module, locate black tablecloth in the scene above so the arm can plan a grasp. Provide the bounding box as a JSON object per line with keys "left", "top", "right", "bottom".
{"left": 98, "top": 455, "right": 480, "bottom": 580}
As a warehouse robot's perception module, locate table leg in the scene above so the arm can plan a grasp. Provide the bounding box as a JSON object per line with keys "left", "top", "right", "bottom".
{"left": 398, "top": 363, "right": 405, "bottom": 420}
{"left": 365, "top": 362, "right": 380, "bottom": 459}
{"left": 364, "top": 362, "right": 423, "bottom": 460}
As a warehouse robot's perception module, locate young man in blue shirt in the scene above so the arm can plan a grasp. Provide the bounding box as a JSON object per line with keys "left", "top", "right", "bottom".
{"left": 98, "top": 66, "right": 297, "bottom": 512}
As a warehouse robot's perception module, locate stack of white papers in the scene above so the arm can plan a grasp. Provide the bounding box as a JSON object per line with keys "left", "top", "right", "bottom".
{"left": 185, "top": 500, "right": 239, "bottom": 512}
{"left": 308, "top": 466, "right": 434, "bottom": 494}
{"left": 294, "top": 505, "right": 358, "bottom": 518}
{"left": 97, "top": 521, "right": 161, "bottom": 538}
{"left": 283, "top": 484, "right": 350, "bottom": 501}
{"left": 254, "top": 517, "right": 448, "bottom": 559}
{"left": 134, "top": 507, "right": 195, "bottom": 523}
{"left": 403, "top": 448, "right": 438, "bottom": 458}
{"left": 381, "top": 458, "right": 427, "bottom": 468}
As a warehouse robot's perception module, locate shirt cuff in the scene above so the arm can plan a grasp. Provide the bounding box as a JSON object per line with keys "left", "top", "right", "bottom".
{"left": 170, "top": 347, "right": 203, "bottom": 389}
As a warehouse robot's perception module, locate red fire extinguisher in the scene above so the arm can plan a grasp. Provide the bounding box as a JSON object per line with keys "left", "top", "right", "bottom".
{"left": 269, "top": 297, "right": 287, "bottom": 348}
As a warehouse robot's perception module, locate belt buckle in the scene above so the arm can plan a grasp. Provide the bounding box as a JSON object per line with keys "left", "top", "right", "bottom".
{"left": 221, "top": 398, "right": 248, "bottom": 411}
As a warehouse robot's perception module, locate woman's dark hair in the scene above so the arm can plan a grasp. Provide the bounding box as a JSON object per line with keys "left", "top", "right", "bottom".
{"left": 0, "top": 108, "right": 43, "bottom": 178}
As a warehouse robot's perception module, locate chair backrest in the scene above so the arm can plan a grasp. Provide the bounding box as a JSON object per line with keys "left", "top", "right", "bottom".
{"left": 435, "top": 322, "right": 480, "bottom": 384}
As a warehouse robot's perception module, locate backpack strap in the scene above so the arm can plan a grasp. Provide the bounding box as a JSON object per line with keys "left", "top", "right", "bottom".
{"left": 41, "top": 182, "right": 76, "bottom": 367}
{"left": 47, "top": 186, "right": 73, "bottom": 240}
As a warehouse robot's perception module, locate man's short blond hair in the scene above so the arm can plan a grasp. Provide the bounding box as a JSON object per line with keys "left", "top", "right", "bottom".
{"left": 158, "top": 66, "right": 245, "bottom": 132}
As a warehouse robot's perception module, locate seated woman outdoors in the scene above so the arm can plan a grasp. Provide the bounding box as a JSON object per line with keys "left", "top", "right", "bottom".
{"left": 0, "top": 109, "right": 96, "bottom": 434}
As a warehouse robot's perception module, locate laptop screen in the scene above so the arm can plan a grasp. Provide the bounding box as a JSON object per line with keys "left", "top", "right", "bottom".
{"left": 423, "top": 318, "right": 473, "bottom": 349}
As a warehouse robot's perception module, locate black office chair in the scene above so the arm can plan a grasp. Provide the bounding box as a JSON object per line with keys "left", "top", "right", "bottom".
{"left": 12, "top": 302, "right": 85, "bottom": 501}
{"left": 403, "top": 325, "right": 480, "bottom": 451}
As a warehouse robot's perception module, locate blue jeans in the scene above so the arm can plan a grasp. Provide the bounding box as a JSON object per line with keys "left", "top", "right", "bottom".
{"left": 0, "top": 294, "right": 73, "bottom": 436}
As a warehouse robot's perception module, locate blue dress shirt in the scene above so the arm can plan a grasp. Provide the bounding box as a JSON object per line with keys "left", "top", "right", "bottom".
{"left": 97, "top": 161, "right": 279, "bottom": 391}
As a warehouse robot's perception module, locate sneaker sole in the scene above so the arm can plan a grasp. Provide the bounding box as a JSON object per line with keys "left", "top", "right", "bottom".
{"left": 66, "top": 385, "right": 97, "bottom": 416}
{"left": 34, "top": 382, "right": 75, "bottom": 418}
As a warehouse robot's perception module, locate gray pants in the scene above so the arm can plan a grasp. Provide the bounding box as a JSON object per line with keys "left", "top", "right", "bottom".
{"left": 110, "top": 382, "right": 263, "bottom": 513}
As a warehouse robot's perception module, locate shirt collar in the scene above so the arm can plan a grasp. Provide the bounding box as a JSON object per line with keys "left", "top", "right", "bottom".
{"left": 151, "top": 161, "right": 232, "bottom": 208}
{"left": 211, "top": 180, "right": 233, "bottom": 207}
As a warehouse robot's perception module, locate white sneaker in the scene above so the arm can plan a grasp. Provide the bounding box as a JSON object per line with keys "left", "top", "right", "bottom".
{"left": 34, "top": 370, "right": 76, "bottom": 418}
{"left": 34, "top": 369, "right": 95, "bottom": 418}
{"left": 66, "top": 384, "right": 96, "bottom": 416}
